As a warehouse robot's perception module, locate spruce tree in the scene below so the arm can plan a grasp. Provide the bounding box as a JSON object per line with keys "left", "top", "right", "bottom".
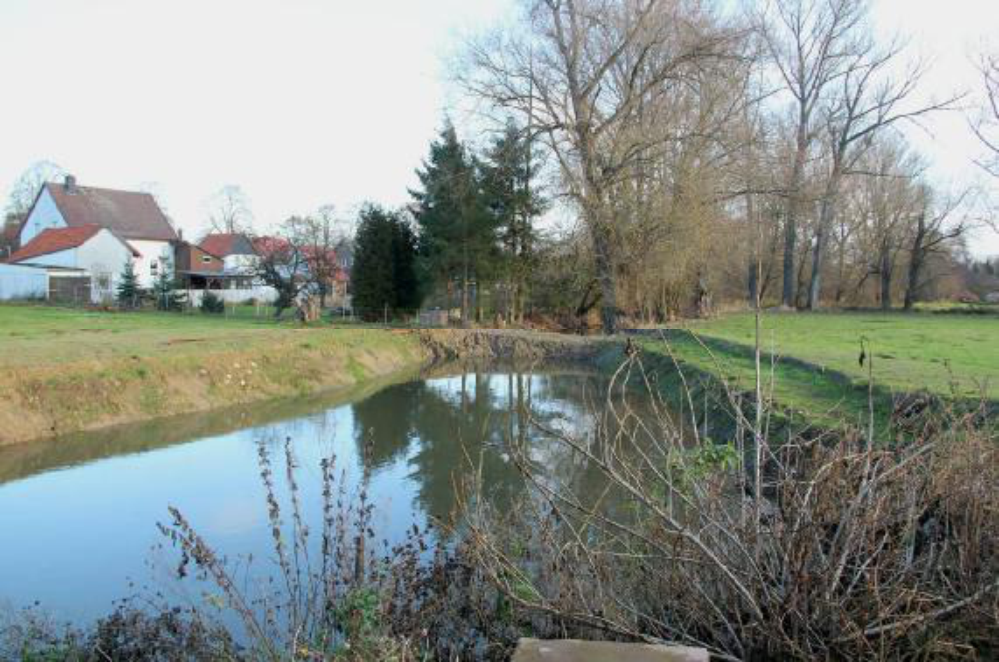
{"left": 116, "top": 259, "right": 141, "bottom": 309}
{"left": 480, "top": 119, "right": 547, "bottom": 323}
{"left": 152, "top": 257, "right": 186, "bottom": 311}
{"left": 410, "top": 122, "right": 498, "bottom": 324}
{"left": 352, "top": 204, "right": 420, "bottom": 321}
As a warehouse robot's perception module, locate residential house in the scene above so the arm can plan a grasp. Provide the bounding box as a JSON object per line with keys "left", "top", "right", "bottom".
{"left": 184, "top": 233, "right": 277, "bottom": 304}
{"left": 18, "top": 175, "right": 179, "bottom": 288}
{"left": 199, "top": 233, "right": 259, "bottom": 278}
{"left": 173, "top": 241, "right": 226, "bottom": 290}
{"left": 7, "top": 224, "right": 141, "bottom": 303}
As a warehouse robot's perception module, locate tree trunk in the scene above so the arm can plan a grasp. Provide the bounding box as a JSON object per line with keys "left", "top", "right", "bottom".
{"left": 904, "top": 219, "right": 926, "bottom": 311}
{"left": 807, "top": 225, "right": 824, "bottom": 310}
{"left": 782, "top": 213, "right": 797, "bottom": 308}
{"left": 795, "top": 236, "right": 811, "bottom": 309}
{"left": 808, "top": 169, "right": 842, "bottom": 311}
{"left": 591, "top": 222, "right": 617, "bottom": 335}
{"left": 880, "top": 244, "right": 893, "bottom": 311}
{"left": 834, "top": 235, "right": 847, "bottom": 304}
{"left": 746, "top": 192, "right": 758, "bottom": 307}
{"left": 747, "top": 260, "right": 758, "bottom": 307}
{"left": 782, "top": 125, "right": 808, "bottom": 308}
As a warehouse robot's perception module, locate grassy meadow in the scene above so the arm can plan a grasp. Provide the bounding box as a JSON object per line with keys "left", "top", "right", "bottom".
{"left": 637, "top": 309, "right": 998, "bottom": 429}
{"left": 0, "top": 304, "right": 425, "bottom": 444}
{"left": 0, "top": 302, "right": 994, "bottom": 439}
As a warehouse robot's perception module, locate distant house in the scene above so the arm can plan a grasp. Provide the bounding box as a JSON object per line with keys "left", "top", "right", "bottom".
{"left": 176, "top": 233, "right": 277, "bottom": 305}
{"left": 18, "top": 175, "right": 178, "bottom": 288}
{"left": 7, "top": 224, "right": 141, "bottom": 303}
{"left": 173, "top": 241, "right": 226, "bottom": 290}
{"left": 199, "top": 233, "right": 259, "bottom": 276}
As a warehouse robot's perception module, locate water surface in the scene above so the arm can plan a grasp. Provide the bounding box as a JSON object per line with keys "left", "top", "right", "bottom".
{"left": 0, "top": 366, "right": 626, "bottom": 622}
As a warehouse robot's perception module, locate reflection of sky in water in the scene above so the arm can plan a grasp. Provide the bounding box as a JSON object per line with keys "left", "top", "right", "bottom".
{"left": 0, "top": 369, "right": 612, "bottom": 624}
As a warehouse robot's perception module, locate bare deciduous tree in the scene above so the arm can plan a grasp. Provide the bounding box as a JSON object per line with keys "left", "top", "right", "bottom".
{"left": 284, "top": 207, "right": 345, "bottom": 308}
{"left": 972, "top": 50, "right": 999, "bottom": 233}
{"left": 972, "top": 51, "right": 999, "bottom": 180}
{"left": 5, "top": 160, "right": 65, "bottom": 219}
{"left": 757, "top": 0, "right": 867, "bottom": 308}
{"left": 903, "top": 187, "right": 969, "bottom": 310}
{"left": 461, "top": 0, "right": 738, "bottom": 333}
{"left": 806, "top": 39, "right": 959, "bottom": 310}
{"left": 205, "top": 184, "right": 254, "bottom": 235}
{"left": 252, "top": 233, "right": 310, "bottom": 318}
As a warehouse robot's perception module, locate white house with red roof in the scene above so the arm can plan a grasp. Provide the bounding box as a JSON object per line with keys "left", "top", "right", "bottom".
{"left": 6, "top": 224, "right": 141, "bottom": 303}
{"left": 199, "top": 233, "right": 260, "bottom": 276}
{"left": 15, "top": 175, "right": 178, "bottom": 288}
{"left": 9, "top": 224, "right": 139, "bottom": 270}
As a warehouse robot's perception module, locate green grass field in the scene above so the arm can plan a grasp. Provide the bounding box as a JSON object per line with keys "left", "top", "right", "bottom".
{"left": 0, "top": 303, "right": 403, "bottom": 369}
{"left": 0, "top": 304, "right": 304, "bottom": 367}
{"left": 2, "top": 304, "right": 994, "bottom": 429}
{"left": 640, "top": 310, "right": 997, "bottom": 428}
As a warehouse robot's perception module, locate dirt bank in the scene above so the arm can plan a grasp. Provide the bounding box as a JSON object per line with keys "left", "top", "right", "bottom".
{"left": 0, "top": 329, "right": 427, "bottom": 446}
{"left": 0, "top": 328, "right": 623, "bottom": 446}
{"left": 0, "top": 327, "right": 633, "bottom": 447}
{"left": 419, "top": 328, "right": 618, "bottom": 363}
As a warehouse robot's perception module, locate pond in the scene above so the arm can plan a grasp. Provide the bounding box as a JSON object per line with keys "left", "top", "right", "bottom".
{"left": 0, "top": 365, "right": 649, "bottom": 623}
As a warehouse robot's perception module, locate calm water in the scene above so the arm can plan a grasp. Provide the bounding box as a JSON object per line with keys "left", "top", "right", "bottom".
{"left": 0, "top": 366, "right": 630, "bottom": 623}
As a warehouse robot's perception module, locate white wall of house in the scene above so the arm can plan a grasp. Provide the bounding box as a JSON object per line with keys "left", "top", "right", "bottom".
{"left": 77, "top": 230, "right": 137, "bottom": 302}
{"left": 11, "top": 229, "right": 138, "bottom": 303}
{"left": 0, "top": 263, "right": 48, "bottom": 300}
{"left": 186, "top": 286, "right": 278, "bottom": 307}
{"left": 129, "top": 239, "right": 174, "bottom": 288}
{"left": 20, "top": 247, "right": 78, "bottom": 269}
{"left": 21, "top": 229, "right": 134, "bottom": 276}
{"left": 223, "top": 253, "right": 259, "bottom": 274}
{"left": 19, "top": 188, "right": 67, "bottom": 245}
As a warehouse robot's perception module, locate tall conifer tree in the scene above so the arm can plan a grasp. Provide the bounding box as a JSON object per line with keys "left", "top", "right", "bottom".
{"left": 411, "top": 122, "right": 498, "bottom": 324}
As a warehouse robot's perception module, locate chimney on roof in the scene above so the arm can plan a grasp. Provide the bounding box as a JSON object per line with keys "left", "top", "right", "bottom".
{"left": 63, "top": 175, "right": 77, "bottom": 193}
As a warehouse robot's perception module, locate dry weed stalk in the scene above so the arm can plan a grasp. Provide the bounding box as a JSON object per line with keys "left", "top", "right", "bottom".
{"left": 459, "top": 346, "right": 999, "bottom": 660}
{"left": 158, "top": 437, "right": 436, "bottom": 660}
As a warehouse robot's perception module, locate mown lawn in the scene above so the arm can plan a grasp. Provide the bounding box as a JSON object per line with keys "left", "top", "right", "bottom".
{"left": 640, "top": 310, "right": 998, "bottom": 428}
{"left": 0, "top": 304, "right": 364, "bottom": 368}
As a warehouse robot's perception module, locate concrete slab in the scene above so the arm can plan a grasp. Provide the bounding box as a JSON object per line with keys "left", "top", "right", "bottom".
{"left": 512, "top": 638, "right": 710, "bottom": 662}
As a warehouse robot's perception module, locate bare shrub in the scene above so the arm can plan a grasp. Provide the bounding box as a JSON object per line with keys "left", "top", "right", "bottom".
{"left": 0, "top": 604, "right": 235, "bottom": 661}
{"left": 458, "top": 352, "right": 999, "bottom": 660}
{"left": 157, "top": 438, "right": 427, "bottom": 659}
{"left": 155, "top": 436, "right": 523, "bottom": 660}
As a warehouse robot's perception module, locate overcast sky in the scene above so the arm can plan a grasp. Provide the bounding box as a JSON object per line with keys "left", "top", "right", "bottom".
{"left": 1, "top": 0, "right": 997, "bottom": 255}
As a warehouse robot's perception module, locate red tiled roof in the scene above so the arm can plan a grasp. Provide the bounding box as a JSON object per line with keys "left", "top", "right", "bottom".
{"left": 45, "top": 182, "right": 178, "bottom": 242}
{"left": 9, "top": 224, "right": 140, "bottom": 263}
{"left": 200, "top": 233, "right": 256, "bottom": 257}
{"left": 9, "top": 225, "right": 102, "bottom": 262}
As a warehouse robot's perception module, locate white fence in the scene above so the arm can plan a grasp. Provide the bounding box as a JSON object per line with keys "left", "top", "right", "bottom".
{"left": 185, "top": 286, "right": 278, "bottom": 307}
{"left": 0, "top": 264, "right": 48, "bottom": 301}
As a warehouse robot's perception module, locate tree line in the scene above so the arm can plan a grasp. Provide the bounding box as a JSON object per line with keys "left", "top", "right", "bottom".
{"left": 448, "top": 0, "right": 997, "bottom": 332}
{"left": 5, "top": 0, "right": 999, "bottom": 329}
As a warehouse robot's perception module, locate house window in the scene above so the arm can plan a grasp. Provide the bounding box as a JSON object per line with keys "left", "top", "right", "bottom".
{"left": 150, "top": 261, "right": 158, "bottom": 273}
{"left": 201, "top": 255, "right": 212, "bottom": 264}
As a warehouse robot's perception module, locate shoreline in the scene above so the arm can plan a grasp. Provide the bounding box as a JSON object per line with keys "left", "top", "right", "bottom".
{"left": 0, "top": 329, "right": 427, "bottom": 446}
{"left": 0, "top": 327, "right": 623, "bottom": 447}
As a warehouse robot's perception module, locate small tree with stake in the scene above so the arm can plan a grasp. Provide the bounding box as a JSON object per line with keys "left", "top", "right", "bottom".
{"left": 116, "top": 259, "right": 141, "bottom": 310}
{"left": 153, "top": 257, "right": 186, "bottom": 312}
